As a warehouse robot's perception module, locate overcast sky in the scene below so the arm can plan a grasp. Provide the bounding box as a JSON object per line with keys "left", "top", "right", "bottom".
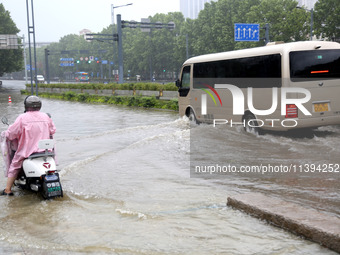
{"left": 1, "top": 0, "right": 180, "bottom": 42}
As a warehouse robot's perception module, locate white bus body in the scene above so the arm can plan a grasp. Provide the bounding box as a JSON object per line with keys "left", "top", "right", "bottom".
{"left": 176, "top": 41, "right": 340, "bottom": 131}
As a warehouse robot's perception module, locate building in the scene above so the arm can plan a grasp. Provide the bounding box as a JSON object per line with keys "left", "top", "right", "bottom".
{"left": 297, "top": 0, "right": 318, "bottom": 10}
{"left": 180, "top": 0, "right": 318, "bottom": 20}
{"left": 79, "top": 29, "right": 92, "bottom": 40}
{"left": 180, "top": 0, "right": 213, "bottom": 19}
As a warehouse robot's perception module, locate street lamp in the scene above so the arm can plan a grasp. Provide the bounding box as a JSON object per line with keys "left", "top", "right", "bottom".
{"left": 296, "top": 6, "right": 314, "bottom": 41}
{"left": 111, "top": 3, "right": 133, "bottom": 25}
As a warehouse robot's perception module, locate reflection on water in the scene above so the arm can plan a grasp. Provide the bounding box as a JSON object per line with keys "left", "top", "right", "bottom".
{"left": 0, "top": 81, "right": 338, "bottom": 254}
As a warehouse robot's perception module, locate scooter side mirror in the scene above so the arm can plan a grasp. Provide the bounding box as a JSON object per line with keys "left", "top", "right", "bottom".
{"left": 1, "top": 116, "right": 9, "bottom": 126}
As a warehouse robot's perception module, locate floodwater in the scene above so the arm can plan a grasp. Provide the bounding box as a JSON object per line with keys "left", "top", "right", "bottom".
{"left": 0, "top": 80, "right": 339, "bottom": 254}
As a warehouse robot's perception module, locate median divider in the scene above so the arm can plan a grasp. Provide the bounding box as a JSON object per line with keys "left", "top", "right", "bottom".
{"left": 23, "top": 83, "right": 179, "bottom": 111}
{"left": 227, "top": 193, "right": 340, "bottom": 253}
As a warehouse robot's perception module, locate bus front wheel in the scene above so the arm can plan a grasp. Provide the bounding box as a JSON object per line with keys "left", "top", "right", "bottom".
{"left": 188, "top": 109, "right": 198, "bottom": 125}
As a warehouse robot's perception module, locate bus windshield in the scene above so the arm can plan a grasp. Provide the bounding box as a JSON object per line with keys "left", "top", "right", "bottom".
{"left": 290, "top": 49, "right": 340, "bottom": 81}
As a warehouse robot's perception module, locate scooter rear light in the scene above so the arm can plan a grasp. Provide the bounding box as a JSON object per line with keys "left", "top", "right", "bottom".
{"left": 285, "top": 104, "right": 298, "bottom": 118}
{"left": 47, "top": 170, "right": 55, "bottom": 175}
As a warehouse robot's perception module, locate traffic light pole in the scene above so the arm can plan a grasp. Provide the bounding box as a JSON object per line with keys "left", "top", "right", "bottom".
{"left": 261, "top": 23, "right": 270, "bottom": 45}
{"left": 87, "top": 15, "right": 174, "bottom": 84}
{"left": 117, "top": 16, "right": 175, "bottom": 84}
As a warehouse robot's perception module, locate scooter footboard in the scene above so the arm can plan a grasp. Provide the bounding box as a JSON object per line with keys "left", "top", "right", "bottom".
{"left": 42, "top": 173, "right": 63, "bottom": 199}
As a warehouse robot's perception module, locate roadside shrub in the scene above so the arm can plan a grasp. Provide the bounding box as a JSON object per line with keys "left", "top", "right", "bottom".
{"left": 26, "top": 82, "right": 178, "bottom": 91}
{"left": 77, "top": 93, "right": 89, "bottom": 102}
{"left": 162, "top": 83, "right": 178, "bottom": 91}
{"left": 140, "top": 97, "right": 157, "bottom": 108}
{"left": 63, "top": 91, "right": 76, "bottom": 100}
{"left": 21, "top": 90, "right": 178, "bottom": 111}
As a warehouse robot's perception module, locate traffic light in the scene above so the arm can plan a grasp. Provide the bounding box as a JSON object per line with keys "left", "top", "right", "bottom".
{"left": 88, "top": 60, "right": 91, "bottom": 63}
{"left": 76, "top": 60, "right": 80, "bottom": 64}
{"left": 96, "top": 60, "right": 100, "bottom": 64}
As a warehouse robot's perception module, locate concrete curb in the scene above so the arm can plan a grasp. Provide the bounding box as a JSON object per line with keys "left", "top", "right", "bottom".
{"left": 227, "top": 193, "right": 340, "bottom": 253}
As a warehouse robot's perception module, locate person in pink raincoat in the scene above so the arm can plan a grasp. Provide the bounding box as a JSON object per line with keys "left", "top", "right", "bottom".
{"left": 1, "top": 95, "right": 56, "bottom": 196}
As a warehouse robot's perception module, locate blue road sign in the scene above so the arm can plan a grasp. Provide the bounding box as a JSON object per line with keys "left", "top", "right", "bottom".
{"left": 234, "top": 23, "right": 259, "bottom": 41}
{"left": 60, "top": 58, "right": 74, "bottom": 61}
{"left": 26, "top": 65, "right": 35, "bottom": 71}
{"left": 60, "top": 63, "right": 74, "bottom": 67}
{"left": 60, "top": 58, "right": 74, "bottom": 67}
{"left": 102, "top": 60, "right": 108, "bottom": 65}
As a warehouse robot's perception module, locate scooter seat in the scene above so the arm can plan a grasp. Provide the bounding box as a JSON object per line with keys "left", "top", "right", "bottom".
{"left": 28, "top": 151, "right": 55, "bottom": 159}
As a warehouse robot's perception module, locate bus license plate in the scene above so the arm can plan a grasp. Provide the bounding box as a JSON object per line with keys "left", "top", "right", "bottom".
{"left": 314, "top": 103, "right": 329, "bottom": 112}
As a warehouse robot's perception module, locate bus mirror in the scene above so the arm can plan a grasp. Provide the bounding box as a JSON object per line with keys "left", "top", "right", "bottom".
{"left": 175, "top": 79, "right": 181, "bottom": 88}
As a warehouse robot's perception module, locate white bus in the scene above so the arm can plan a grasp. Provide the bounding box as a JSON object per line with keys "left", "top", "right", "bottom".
{"left": 176, "top": 41, "right": 340, "bottom": 132}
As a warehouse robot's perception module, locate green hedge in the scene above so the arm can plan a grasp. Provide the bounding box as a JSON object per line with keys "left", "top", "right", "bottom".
{"left": 22, "top": 90, "right": 178, "bottom": 111}
{"left": 25, "top": 82, "right": 178, "bottom": 91}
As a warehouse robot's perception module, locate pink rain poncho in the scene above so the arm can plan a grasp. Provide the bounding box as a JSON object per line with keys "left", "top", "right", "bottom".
{"left": 1, "top": 111, "right": 56, "bottom": 178}
{"left": 0, "top": 131, "right": 14, "bottom": 177}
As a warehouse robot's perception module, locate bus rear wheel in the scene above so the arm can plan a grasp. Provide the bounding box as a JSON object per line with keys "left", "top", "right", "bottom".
{"left": 243, "top": 113, "right": 262, "bottom": 135}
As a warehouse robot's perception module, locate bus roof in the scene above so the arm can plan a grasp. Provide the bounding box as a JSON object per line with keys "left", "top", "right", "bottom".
{"left": 184, "top": 41, "right": 340, "bottom": 65}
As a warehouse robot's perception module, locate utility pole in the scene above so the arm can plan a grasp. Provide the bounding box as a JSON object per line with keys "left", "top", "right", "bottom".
{"left": 22, "top": 34, "right": 28, "bottom": 84}
{"left": 117, "top": 14, "right": 124, "bottom": 84}
{"left": 44, "top": 48, "right": 50, "bottom": 84}
{"left": 26, "top": 0, "right": 38, "bottom": 95}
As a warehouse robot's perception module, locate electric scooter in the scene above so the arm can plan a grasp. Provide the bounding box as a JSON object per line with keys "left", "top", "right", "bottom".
{"left": 1, "top": 116, "right": 63, "bottom": 199}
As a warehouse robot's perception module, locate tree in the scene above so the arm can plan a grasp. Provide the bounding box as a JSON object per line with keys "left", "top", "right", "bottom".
{"left": 0, "top": 4, "right": 23, "bottom": 77}
{"left": 189, "top": 0, "right": 310, "bottom": 55}
{"left": 314, "top": 0, "right": 340, "bottom": 40}
{"left": 245, "top": 0, "right": 310, "bottom": 44}
{"left": 123, "top": 12, "right": 185, "bottom": 81}
{"left": 26, "top": 0, "right": 320, "bottom": 82}
{"left": 190, "top": 0, "right": 261, "bottom": 54}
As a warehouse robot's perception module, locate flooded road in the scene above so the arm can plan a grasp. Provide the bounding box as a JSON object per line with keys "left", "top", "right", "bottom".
{"left": 0, "top": 80, "right": 339, "bottom": 254}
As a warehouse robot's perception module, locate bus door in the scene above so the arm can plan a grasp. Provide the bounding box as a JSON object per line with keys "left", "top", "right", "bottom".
{"left": 177, "top": 65, "right": 191, "bottom": 117}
